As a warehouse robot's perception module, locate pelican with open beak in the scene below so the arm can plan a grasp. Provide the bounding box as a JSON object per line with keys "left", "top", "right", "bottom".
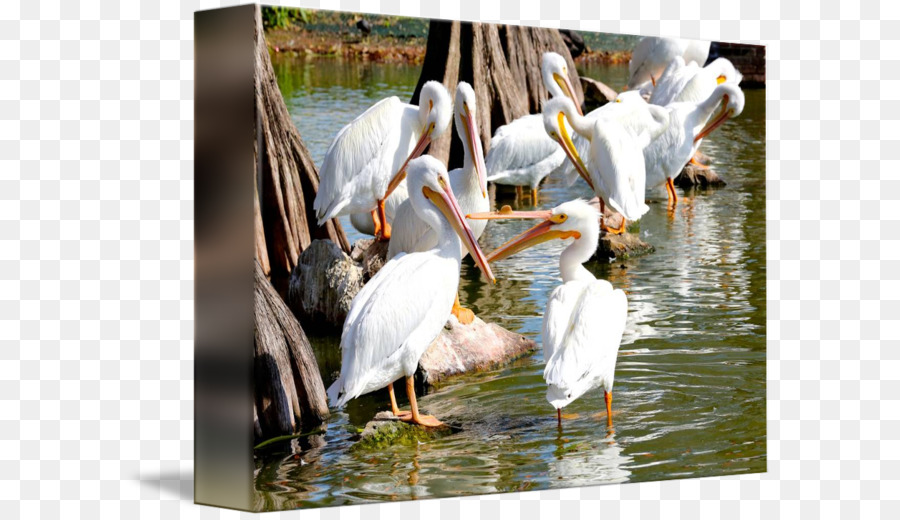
{"left": 387, "top": 82, "right": 489, "bottom": 324}
{"left": 328, "top": 155, "right": 495, "bottom": 427}
{"left": 468, "top": 200, "right": 627, "bottom": 427}
{"left": 314, "top": 81, "right": 452, "bottom": 240}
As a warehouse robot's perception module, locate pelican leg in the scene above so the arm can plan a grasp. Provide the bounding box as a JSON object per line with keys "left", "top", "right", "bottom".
{"left": 604, "top": 390, "right": 613, "bottom": 427}
{"left": 388, "top": 381, "right": 411, "bottom": 419}
{"left": 557, "top": 408, "right": 562, "bottom": 427}
{"left": 370, "top": 210, "right": 382, "bottom": 237}
{"left": 531, "top": 186, "right": 539, "bottom": 206}
{"left": 400, "top": 375, "right": 443, "bottom": 427}
{"left": 450, "top": 292, "right": 475, "bottom": 325}
{"left": 376, "top": 199, "right": 391, "bottom": 241}
{"left": 666, "top": 177, "right": 678, "bottom": 206}
{"left": 515, "top": 185, "right": 524, "bottom": 200}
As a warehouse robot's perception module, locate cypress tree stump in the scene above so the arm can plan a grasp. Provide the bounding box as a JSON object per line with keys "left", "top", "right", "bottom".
{"left": 254, "top": 260, "right": 329, "bottom": 439}
{"left": 254, "top": 5, "right": 349, "bottom": 277}
{"left": 412, "top": 21, "right": 583, "bottom": 170}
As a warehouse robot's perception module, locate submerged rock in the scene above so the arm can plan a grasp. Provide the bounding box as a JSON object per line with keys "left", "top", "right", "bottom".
{"left": 288, "top": 240, "right": 363, "bottom": 329}
{"left": 586, "top": 197, "right": 655, "bottom": 261}
{"left": 580, "top": 76, "right": 618, "bottom": 111}
{"left": 351, "top": 411, "right": 455, "bottom": 452}
{"left": 674, "top": 163, "right": 727, "bottom": 189}
{"left": 417, "top": 315, "right": 537, "bottom": 386}
{"left": 595, "top": 232, "right": 655, "bottom": 261}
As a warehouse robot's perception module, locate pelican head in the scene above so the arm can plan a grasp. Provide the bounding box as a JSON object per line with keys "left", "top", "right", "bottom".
{"left": 453, "top": 82, "right": 488, "bottom": 198}
{"left": 406, "top": 156, "right": 495, "bottom": 284}
{"left": 542, "top": 97, "right": 594, "bottom": 191}
{"left": 694, "top": 82, "right": 745, "bottom": 142}
{"left": 542, "top": 52, "right": 583, "bottom": 115}
{"left": 614, "top": 89, "right": 647, "bottom": 104}
{"left": 467, "top": 199, "right": 600, "bottom": 266}
{"left": 384, "top": 81, "right": 452, "bottom": 199}
{"left": 704, "top": 57, "right": 743, "bottom": 85}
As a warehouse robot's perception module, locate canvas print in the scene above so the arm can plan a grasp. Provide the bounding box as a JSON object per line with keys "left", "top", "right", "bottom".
{"left": 244, "top": 4, "right": 765, "bottom": 511}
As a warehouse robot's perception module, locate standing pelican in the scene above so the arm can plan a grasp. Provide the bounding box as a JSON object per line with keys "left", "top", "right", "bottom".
{"left": 327, "top": 156, "right": 495, "bottom": 426}
{"left": 468, "top": 200, "right": 627, "bottom": 426}
{"left": 314, "top": 81, "right": 452, "bottom": 240}
{"left": 543, "top": 97, "right": 668, "bottom": 233}
{"left": 387, "top": 82, "right": 489, "bottom": 324}
{"left": 484, "top": 52, "right": 582, "bottom": 203}
{"left": 626, "top": 83, "right": 745, "bottom": 203}
{"left": 627, "top": 36, "right": 710, "bottom": 90}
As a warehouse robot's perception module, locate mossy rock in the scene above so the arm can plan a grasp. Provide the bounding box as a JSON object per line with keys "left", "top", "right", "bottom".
{"left": 350, "top": 411, "right": 456, "bottom": 452}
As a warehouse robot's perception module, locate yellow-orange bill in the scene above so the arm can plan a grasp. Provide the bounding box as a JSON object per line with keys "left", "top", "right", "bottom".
{"left": 423, "top": 184, "right": 496, "bottom": 284}
{"left": 385, "top": 126, "right": 433, "bottom": 200}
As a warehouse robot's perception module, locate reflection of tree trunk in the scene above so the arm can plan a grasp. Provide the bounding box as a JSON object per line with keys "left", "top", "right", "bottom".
{"left": 413, "top": 21, "right": 583, "bottom": 169}
{"left": 254, "top": 260, "right": 328, "bottom": 439}
{"left": 253, "top": 5, "right": 349, "bottom": 277}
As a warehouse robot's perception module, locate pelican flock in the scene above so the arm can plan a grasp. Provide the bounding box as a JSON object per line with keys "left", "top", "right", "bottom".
{"left": 311, "top": 34, "right": 748, "bottom": 430}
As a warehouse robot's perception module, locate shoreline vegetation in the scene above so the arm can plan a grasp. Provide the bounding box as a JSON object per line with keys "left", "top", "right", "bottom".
{"left": 262, "top": 8, "right": 634, "bottom": 64}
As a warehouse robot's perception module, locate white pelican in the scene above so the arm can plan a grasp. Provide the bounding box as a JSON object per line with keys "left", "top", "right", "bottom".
{"left": 543, "top": 97, "right": 668, "bottom": 233}
{"left": 313, "top": 81, "right": 452, "bottom": 240}
{"left": 387, "top": 82, "right": 489, "bottom": 324}
{"left": 468, "top": 200, "right": 627, "bottom": 426}
{"left": 627, "top": 82, "right": 745, "bottom": 204}
{"left": 484, "top": 52, "right": 581, "bottom": 203}
{"left": 327, "top": 155, "right": 495, "bottom": 426}
{"left": 651, "top": 57, "right": 742, "bottom": 108}
{"left": 627, "top": 36, "right": 710, "bottom": 90}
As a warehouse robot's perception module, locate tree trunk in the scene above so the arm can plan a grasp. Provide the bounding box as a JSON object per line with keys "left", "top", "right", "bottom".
{"left": 413, "top": 21, "right": 584, "bottom": 170}
{"left": 254, "top": 259, "right": 329, "bottom": 439}
{"left": 253, "top": 5, "right": 349, "bottom": 277}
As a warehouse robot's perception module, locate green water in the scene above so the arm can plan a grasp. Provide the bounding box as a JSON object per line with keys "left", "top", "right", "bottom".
{"left": 256, "top": 55, "right": 766, "bottom": 510}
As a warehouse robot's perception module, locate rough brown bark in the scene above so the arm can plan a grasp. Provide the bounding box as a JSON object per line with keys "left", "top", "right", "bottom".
{"left": 254, "top": 259, "right": 329, "bottom": 439}
{"left": 499, "top": 25, "right": 584, "bottom": 115}
{"left": 254, "top": 5, "right": 349, "bottom": 277}
{"left": 413, "top": 22, "right": 583, "bottom": 170}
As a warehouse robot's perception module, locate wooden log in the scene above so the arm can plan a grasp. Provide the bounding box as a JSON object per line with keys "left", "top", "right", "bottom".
{"left": 253, "top": 5, "right": 349, "bottom": 277}
{"left": 254, "top": 260, "right": 329, "bottom": 439}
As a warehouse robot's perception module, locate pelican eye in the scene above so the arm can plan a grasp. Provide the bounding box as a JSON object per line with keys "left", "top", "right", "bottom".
{"left": 616, "top": 98, "right": 622, "bottom": 103}
{"left": 550, "top": 214, "right": 568, "bottom": 224}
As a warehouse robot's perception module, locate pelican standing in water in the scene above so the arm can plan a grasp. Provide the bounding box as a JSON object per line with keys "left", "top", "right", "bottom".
{"left": 328, "top": 156, "right": 496, "bottom": 426}
{"left": 314, "top": 81, "right": 452, "bottom": 240}
{"left": 388, "top": 82, "right": 489, "bottom": 324}
{"left": 469, "top": 200, "right": 626, "bottom": 426}
{"left": 484, "top": 52, "right": 582, "bottom": 203}
{"left": 627, "top": 36, "right": 710, "bottom": 90}
{"left": 543, "top": 97, "right": 668, "bottom": 233}
{"left": 623, "top": 82, "right": 745, "bottom": 204}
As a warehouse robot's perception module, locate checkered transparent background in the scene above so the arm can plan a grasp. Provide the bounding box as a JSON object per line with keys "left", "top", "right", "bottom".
{"left": 1, "top": 0, "right": 897, "bottom": 518}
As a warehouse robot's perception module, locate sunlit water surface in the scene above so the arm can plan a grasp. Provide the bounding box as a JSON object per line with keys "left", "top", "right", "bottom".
{"left": 256, "top": 55, "right": 766, "bottom": 510}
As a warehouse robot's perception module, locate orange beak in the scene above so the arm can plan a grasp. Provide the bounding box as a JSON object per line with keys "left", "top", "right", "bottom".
{"left": 461, "top": 104, "right": 488, "bottom": 198}
{"left": 553, "top": 72, "right": 583, "bottom": 116}
{"left": 467, "top": 210, "right": 580, "bottom": 263}
{"left": 424, "top": 182, "right": 495, "bottom": 283}
{"left": 555, "top": 112, "right": 594, "bottom": 191}
{"left": 694, "top": 95, "right": 733, "bottom": 143}
{"left": 385, "top": 124, "right": 434, "bottom": 200}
